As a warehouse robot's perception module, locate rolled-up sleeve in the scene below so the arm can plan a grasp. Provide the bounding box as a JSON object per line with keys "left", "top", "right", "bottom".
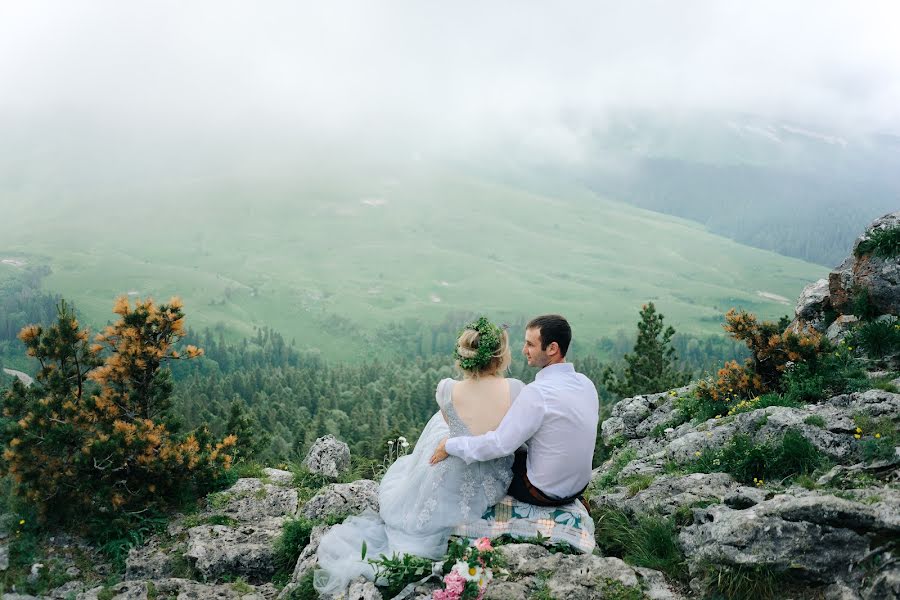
{"left": 444, "top": 386, "right": 545, "bottom": 464}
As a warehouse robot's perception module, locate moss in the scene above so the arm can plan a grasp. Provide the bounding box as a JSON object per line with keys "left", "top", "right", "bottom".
{"left": 803, "top": 415, "right": 826, "bottom": 428}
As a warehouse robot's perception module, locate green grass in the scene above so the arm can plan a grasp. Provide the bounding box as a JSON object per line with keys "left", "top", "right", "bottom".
{"left": 592, "top": 447, "right": 637, "bottom": 490}
{"left": 700, "top": 563, "right": 784, "bottom": 600}
{"left": 803, "top": 415, "right": 826, "bottom": 428}
{"left": 686, "top": 429, "right": 828, "bottom": 486}
{"left": 594, "top": 507, "right": 687, "bottom": 582}
{"left": 0, "top": 171, "right": 826, "bottom": 362}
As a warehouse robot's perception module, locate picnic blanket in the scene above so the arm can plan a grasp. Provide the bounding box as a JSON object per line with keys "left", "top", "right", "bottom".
{"left": 451, "top": 494, "right": 596, "bottom": 554}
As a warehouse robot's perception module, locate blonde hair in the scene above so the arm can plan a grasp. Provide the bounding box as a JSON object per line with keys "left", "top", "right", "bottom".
{"left": 455, "top": 327, "right": 511, "bottom": 378}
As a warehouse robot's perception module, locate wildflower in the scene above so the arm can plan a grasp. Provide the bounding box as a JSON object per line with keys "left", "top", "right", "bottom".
{"left": 474, "top": 537, "right": 493, "bottom": 552}
{"left": 694, "top": 451, "right": 702, "bottom": 457}
{"left": 19, "top": 519, "right": 25, "bottom": 525}
{"left": 875, "top": 433, "right": 881, "bottom": 439}
{"left": 854, "top": 434, "right": 861, "bottom": 440}
{"left": 670, "top": 391, "right": 676, "bottom": 396}
{"left": 715, "top": 415, "right": 721, "bottom": 419}
{"left": 855, "top": 427, "right": 862, "bottom": 434}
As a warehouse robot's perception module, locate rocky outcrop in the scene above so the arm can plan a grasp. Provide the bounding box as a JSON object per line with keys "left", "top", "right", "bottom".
{"left": 304, "top": 434, "right": 352, "bottom": 479}
{"left": 791, "top": 211, "right": 900, "bottom": 333}
{"left": 300, "top": 480, "right": 379, "bottom": 521}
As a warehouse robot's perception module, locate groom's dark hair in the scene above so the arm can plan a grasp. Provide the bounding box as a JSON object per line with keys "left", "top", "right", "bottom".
{"left": 527, "top": 314, "right": 571, "bottom": 356}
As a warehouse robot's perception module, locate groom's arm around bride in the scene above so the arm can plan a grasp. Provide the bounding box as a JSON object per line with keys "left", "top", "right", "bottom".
{"left": 431, "top": 315, "right": 599, "bottom": 507}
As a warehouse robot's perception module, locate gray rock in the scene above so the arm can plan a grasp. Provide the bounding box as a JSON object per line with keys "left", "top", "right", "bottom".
{"left": 825, "top": 581, "right": 863, "bottom": 600}
{"left": 219, "top": 478, "right": 299, "bottom": 522}
{"left": 28, "top": 563, "right": 44, "bottom": 583}
{"left": 4, "top": 595, "right": 45, "bottom": 600}
{"left": 77, "top": 581, "right": 148, "bottom": 600}
{"left": 150, "top": 578, "right": 273, "bottom": 600}
{"left": 795, "top": 278, "right": 831, "bottom": 326}
{"left": 635, "top": 566, "right": 687, "bottom": 600}
{"left": 827, "top": 315, "right": 859, "bottom": 343}
{"left": 263, "top": 468, "right": 294, "bottom": 486}
{"left": 345, "top": 578, "right": 382, "bottom": 600}
{"left": 850, "top": 211, "right": 900, "bottom": 316}
{"left": 679, "top": 492, "right": 900, "bottom": 584}
{"left": 50, "top": 580, "right": 91, "bottom": 599}
{"left": 0, "top": 543, "right": 8, "bottom": 571}
{"left": 300, "top": 480, "right": 379, "bottom": 521}
{"left": 277, "top": 524, "right": 333, "bottom": 600}
{"left": 495, "top": 543, "right": 551, "bottom": 573}
{"left": 305, "top": 435, "right": 352, "bottom": 479}
{"left": 863, "top": 567, "right": 900, "bottom": 600}
{"left": 591, "top": 473, "right": 736, "bottom": 517}
{"left": 65, "top": 566, "right": 81, "bottom": 578}
{"left": 125, "top": 540, "right": 177, "bottom": 580}
{"left": 185, "top": 519, "right": 284, "bottom": 583}
{"left": 483, "top": 581, "right": 531, "bottom": 600}
{"left": 538, "top": 554, "right": 640, "bottom": 599}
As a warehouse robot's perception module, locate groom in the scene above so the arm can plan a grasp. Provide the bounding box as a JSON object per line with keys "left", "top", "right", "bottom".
{"left": 430, "top": 314, "right": 599, "bottom": 507}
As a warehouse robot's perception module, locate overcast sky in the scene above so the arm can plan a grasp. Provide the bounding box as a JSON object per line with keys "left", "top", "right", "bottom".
{"left": 1, "top": 1, "right": 900, "bottom": 158}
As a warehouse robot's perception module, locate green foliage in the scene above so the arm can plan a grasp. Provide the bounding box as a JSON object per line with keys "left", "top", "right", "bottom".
{"left": 594, "top": 506, "right": 687, "bottom": 582}
{"left": 700, "top": 563, "right": 784, "bottom": 600}
{"left": 849, "top": 317, "right": 900, "bottom": 358}
{"left": 855, "top": 226, "right": 900, "bottom": 259}
{"left": 622, "top": 474, "right": 655, "bottom": 497}
{"left": 686, "top": 429, "right": 828, "bottom": 485}
{"left": 286, "top": 571, "right": 319, "bottom": 600}
{"left": 367, "top": 552, "right": 435, "bottom": 598}
{"left": 803, "top": 415, "right": 826, "bottom": 428}
{"left": 850, "top": 285, "right": 879, "bottom": 322}
{"left": 0, "top": 298, "right": 235, "bottom": 527}
{"left": 600, "top": 579, "right": 645, "bottom": 600}
{"left": 592, "top": 447, "right": 637, "bottom": 490}
{"left": 225, "top": 399, "right": 272, "bottom": 462}
{"left": 853, "top": 414, "right": 898, "bottom": 464}
{"left": 602, "top": 302, "right": 691, "bottom": 398}
{"left": 89, "top": 512, "right": 168, "bottom": 573}
{"left": 272, "top": 513, "right": 350, "bottom": 584}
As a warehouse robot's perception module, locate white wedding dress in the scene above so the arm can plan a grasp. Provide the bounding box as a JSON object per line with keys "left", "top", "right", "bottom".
{"left": 314, "top": 377, "right": 525, "bottom": 596}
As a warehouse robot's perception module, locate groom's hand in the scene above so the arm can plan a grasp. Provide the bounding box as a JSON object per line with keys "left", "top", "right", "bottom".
{"left": 430, "top": 438, "right": 449, "bottom": 465}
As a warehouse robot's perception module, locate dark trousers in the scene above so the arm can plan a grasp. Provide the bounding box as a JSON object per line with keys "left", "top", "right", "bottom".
{"left": 507, "top": 449, "right": 587, "bottom": 508}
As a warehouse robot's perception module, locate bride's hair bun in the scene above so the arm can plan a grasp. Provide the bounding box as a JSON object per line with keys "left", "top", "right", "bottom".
{"left": 454, "top": 317, "right": 511, "bottom": 377}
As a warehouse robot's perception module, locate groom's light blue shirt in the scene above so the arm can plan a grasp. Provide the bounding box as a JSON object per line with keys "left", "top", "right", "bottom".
{"left": 444, "top": 362, "right": 599, "bottom": 498}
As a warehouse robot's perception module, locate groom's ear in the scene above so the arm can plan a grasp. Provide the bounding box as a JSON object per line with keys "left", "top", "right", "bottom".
{"left": 547, "top": 341, "right": 560, "bottom": 356}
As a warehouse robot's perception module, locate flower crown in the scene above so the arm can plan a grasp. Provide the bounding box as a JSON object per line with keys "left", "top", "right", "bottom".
{"left": 454, "top": 317, "right": 505, "bottom": 371}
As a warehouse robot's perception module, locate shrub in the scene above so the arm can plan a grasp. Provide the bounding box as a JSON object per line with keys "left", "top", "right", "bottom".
{"left": 0, "top": 298, "right": 234, "bottom": 526}
{"left": 853, "top": 414, "right": 897, "bottom": 464}
{"left": 592, "top": 447, "right": 636, "bottom": 490}
{"left": 850, "top": 318, "right": 900, "bottom": 359}
{"left": 687, "top": 429, "right": 827, "bottom": 486}
{"left": 854, "top": 226, "right": 900, "bottom": 259}
{"left": 594, "top": 506, "right": 687, "bottom": 582}
{"left": 699, "top": 563, "right": 784, "bottom": 600}
{"left": 689, "top": 309, "right": 825, "bottom": 419}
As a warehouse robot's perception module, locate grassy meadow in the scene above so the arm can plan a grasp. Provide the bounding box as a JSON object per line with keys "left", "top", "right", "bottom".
{"left": 0, "top": 168, "right": 828, "bottom": 361}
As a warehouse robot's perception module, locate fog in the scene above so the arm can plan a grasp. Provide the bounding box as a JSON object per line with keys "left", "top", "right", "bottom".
{"left": 1, "top": 0, "right": 899, "bottom": 167}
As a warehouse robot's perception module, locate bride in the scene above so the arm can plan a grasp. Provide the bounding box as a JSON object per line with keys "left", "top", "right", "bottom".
{"left": 314, "top": 317, "right": 525, "bottom": 595}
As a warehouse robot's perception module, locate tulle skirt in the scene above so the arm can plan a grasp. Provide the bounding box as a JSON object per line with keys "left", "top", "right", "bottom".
{"left": 314, "top": 412, "right": 513, "bottom": 595}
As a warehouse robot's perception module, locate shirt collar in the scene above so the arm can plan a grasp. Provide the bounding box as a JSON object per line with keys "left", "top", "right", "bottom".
{"left": 535, "top": 362, "right": 574, "bottom": 380}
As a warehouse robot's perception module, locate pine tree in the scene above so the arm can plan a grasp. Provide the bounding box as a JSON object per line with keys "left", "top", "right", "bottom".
{"left": 602, "top": 302, "right": 691, "bottom": 398}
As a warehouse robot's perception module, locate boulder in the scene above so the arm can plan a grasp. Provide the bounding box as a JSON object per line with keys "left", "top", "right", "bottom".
{"left": 795, "top": 277, "right": 832, "bottom": 329}
{"left": 827, "top": 315, "right": 859, "bottom": 343}
{"left": 217, "top": 478, "right": 299, "bottom": 522}
{"left": 304, "top": 435, "right": 351, "bottom": 479}
{"left": 185, "top": 519, "right": 284, "bottom": 583}
{"left": 300, "top": 480, "right": 379, "bottom": 521}
{"left": 679, "top": 492, "right": 900, "bottom": 585}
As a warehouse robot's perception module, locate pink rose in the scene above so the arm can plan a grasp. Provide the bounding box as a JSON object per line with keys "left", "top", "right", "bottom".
{"left": 474, "top": 537, "right": 493, "bottom": 552}
{"left": 444, "top": 570, "right": 466, "bottom": 595}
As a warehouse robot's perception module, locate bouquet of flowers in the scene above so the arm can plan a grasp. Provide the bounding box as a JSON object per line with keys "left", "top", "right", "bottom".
{"left": 433, "top": 537, "right": 496, "bottom": 600}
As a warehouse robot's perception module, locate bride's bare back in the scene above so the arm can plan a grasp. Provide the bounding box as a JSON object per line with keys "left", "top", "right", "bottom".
{"left": 448, "top": 376, "right": 513, "bottom": 435}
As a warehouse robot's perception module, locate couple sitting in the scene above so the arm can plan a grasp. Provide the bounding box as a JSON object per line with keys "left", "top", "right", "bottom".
{"left": 314, "top": 315, "right": 600, "bottom": 595}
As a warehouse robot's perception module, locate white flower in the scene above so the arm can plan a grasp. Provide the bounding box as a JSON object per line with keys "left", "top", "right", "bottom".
{"left": 398, "top": 436, "right": 407, "bottom": 443}
{"left": 453, "top": 561, "right": 482, "bottom": 582}
{"left": 478, "top": 568, "right": 493, "bottom": 588}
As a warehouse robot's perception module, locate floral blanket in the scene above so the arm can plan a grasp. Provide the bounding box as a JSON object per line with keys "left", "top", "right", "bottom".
{"left": 451, "top": 494, "right": 595, "bottom": 554}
